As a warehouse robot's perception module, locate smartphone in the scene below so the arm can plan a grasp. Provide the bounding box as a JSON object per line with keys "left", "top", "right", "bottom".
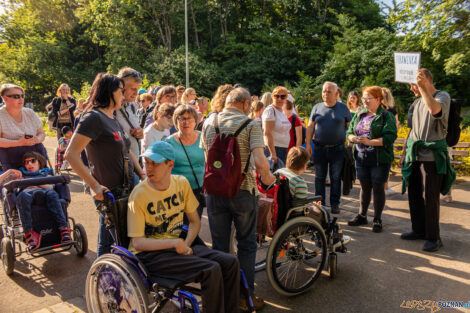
{"left": 25, "top": 134, "right": 33, "bottom": 139}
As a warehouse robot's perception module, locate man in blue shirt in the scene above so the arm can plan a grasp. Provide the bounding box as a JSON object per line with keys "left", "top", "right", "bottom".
{"left": 306, "top": 82, "right": 351, "bottom": 214}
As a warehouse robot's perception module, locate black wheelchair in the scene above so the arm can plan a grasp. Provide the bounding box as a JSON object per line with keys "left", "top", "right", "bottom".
{"left": 86, "top": 192, "right": 254, "bottom": 313}
{"left": 230, "top": 176, "right": 351, "bottom": 296}
{"left": 0, "top": 144, "right": 88, "bottom": 275}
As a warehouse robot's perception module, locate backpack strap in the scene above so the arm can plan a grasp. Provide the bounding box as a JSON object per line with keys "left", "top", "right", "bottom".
{"left": 234, "top": 118, "right": 252, "bottom": 137}
{"left": 291, "top": 113, "right": 297, "bottom": 144}
{"left": 214, "top": 113, "right": 220, "bottom": 134}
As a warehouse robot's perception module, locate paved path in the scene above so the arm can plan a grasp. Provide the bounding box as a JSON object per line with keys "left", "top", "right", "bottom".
{"left": 1, "top": 136, "right": 469, "bottom": 313}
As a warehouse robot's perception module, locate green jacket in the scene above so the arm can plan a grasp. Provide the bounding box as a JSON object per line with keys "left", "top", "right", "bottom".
{"left": 346, "top": 106, "right": 397, "bottom": 165}
{"left": 401, "top": 138, "right": 455, "bottom": 195}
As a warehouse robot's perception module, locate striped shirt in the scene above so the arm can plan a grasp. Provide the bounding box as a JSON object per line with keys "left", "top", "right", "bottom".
{"left": 201, "top": 107, "right": 264, "bottom": 194}
{"left": 275, "top": 168, "right": 308, "bottom": 199}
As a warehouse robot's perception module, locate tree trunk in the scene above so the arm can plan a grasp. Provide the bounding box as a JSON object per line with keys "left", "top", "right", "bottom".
{"left": 206, "top": 2, "right": 213, "bottom": 47}
{"left": 190, "top": 0, "right": 200, "bottom": 49}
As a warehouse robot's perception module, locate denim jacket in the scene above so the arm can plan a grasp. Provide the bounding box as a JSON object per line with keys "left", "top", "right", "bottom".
{"left": 346, "top": 106, "right": 397, "bottom": 165}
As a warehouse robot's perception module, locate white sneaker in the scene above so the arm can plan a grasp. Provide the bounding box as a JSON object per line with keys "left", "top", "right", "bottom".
{"left": 442, "top": 195, "right": 452, "bottom": 203}
{"left": 385, "top": 188, "right": 396, "bottom": 196}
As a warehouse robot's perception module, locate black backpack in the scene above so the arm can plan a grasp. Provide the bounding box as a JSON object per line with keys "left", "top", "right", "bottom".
{"left": 446, "top": 98, "right": 464, "bottom": 147}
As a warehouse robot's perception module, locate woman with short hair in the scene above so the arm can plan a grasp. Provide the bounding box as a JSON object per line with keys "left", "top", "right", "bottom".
{"left": 165, "top": 105, "right": 205, "bottom": 220}
{"left": 346, "top": 86, "right": 397, "bottom": 232}
{"left": 0, "top": 83, "right": 45, "bottom": 148}
{"left": 66, "top": 73, "right": 145, "bottom": 256}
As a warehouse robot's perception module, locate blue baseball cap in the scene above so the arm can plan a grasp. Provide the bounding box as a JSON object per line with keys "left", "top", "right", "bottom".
{"left": 138, "top": 88, "right": 147, "bottom": 95}
{"left": 141, "top": 141, "right": 175, "bottom": 163}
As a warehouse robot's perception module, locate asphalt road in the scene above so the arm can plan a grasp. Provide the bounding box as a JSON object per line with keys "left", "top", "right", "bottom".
{"left": 1, "top": 136, "right": 469, "bottom": 313}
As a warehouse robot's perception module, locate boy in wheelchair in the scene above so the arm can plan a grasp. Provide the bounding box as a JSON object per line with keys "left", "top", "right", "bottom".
{"left": 127, "top": 141, "right": 240, "bottom": 313}
{"left": 275, "top": 147, "right": 332, "bottom": 225}
{"left": 14, "top": 152, "right": 71, "bottom": 251}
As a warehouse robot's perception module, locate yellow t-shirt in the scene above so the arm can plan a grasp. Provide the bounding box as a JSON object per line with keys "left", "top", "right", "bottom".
{"left": 127, "top": 175, "right": 199, "bottom": 254}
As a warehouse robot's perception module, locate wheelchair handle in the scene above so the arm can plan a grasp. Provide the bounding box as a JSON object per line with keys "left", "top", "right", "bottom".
{"left": 104, "top": 191, "right": 116, "bottom": 203}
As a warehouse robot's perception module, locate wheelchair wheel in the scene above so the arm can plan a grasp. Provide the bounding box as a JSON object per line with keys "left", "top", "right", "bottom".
{"left": 328, "top": 253, "right": 337, "bottom": 280}
{"left": 86, "top": 253, "right": 149, "bottom": 313}
{"left": 1, "top": 237, "right": 15, "bottom": 275}
{"left": 73, "top": 223, "right": 88, "bottom": 257}
{"left": 266, "top": 216, "right": 327, "bottom": 296}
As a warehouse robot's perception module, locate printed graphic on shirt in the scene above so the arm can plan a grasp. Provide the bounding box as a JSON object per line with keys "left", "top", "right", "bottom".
{"left": 127, "top": 175, "right": 198, "bottom": 243}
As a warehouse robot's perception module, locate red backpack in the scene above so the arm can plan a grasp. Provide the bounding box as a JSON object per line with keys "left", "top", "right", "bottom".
{"left": 203, "top": 114, "right": 252, "bottom": 198}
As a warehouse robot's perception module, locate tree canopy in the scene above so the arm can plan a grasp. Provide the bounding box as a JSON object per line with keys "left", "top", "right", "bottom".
{"left": 0, "top": 0, "right": 467, "bottom": 116}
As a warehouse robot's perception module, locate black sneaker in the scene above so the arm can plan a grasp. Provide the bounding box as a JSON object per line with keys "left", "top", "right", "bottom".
{"left": 331, "top": 206, "right": 340, "bottom": 214}
{"left": 400, "top": 231, "right": 425, "bottom": 240}
{"left": 348, "top": 214, "right": 367, "bottom": 226}
{"left": 423, "top": 239, "right": 443, "bottom": 252}
{"left": 372, "top": 218, "right": 382, "bottom": 233}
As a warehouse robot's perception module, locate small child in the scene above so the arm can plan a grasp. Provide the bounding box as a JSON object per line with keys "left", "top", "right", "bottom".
{"left": 58, "top": 126, "right": 73, "bottom": 169}
{"left": 275, "top": 146, "right": 310, "bottom": 200}
{"left": 17, "top": 152, "right": 71, "bottom": 251}
{"left": 275, "top": 146, "right": 331, "bottom": 222}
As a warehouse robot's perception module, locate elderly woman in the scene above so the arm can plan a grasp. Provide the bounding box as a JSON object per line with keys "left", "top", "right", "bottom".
{"left": 262, "top": 86, "right": 292, "bottom": 165}
{"left": 211, "top": 84, "right": 234, "bottom": 113}
{"left": 142, "top": 103, "right": 175, "bottom": 152}
{"left": 165, "top": 105, "right": 205, "bottom": 220}
{"left": 50, "top": 83, "right": 76, "bottom": 139}
{"left": 181, "top": 88, "right": 197, "bottom": 105}
{"left": 0, "top": 84, "right": 45, "bottom": 149}
{"left": 65, "top": 73, "right": 145, "bottom": 257}
{"left": 346, "top": 86, "right": 397, "bottom": 233}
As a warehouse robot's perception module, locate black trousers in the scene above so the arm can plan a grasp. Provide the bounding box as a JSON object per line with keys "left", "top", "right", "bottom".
{"left": 137, "top": 245, "right": 240, "bottom": 313}
{"left": 408, "top": 161, "right": 444, "bottom": 241}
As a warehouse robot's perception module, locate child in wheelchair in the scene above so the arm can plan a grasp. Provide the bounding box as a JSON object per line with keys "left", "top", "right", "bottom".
{"left": 15, "top": 151, "right": 71, "bottom": 251}
{"left": 274, "top": 146, "right": 333, "bottom": 225}
{"left": 127, "top": 141, "right": 240, "bottom": 313}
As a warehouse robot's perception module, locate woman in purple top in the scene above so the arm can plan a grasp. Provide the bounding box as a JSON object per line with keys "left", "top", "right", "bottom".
{"left": 346, "top": 86, "right": 397, "bottom": 233}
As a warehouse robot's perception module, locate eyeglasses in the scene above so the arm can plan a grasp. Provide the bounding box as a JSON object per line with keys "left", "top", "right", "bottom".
{"left": 361, "top": 97, "right": 377, "bottom": 103}
{"left": 121, "top": 70, "right": 142, "bottom": 80}
{"left": 177, "top": 117, "right": 195, "bottom": 123}
{"left": 24, "top": 158, "right": 38, "bottom": 165}
{"left": 5, "top": 94, "right": 25, "bottom": 99}
{"left": 273, "top": 94, "right": 287, "bottom": 99}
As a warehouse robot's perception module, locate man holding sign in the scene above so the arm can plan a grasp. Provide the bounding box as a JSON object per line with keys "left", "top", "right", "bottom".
{"left": 400, "top": 68, "right": 455, "bottom": 252}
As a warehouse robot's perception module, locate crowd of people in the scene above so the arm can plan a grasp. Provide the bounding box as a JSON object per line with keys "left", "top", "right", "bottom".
{"left": 0, "top": 66, "right": 455, "bottom": 312}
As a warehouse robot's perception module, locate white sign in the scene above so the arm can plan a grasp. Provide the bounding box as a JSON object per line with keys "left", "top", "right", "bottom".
{"left": 394, "top": 52, "right": 421, "bottom": 84}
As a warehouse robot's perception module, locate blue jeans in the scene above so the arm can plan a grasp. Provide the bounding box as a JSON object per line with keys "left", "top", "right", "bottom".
{"left": 94, "top": 199, "right": 117, "bottom": 257}
{"left": 17, "top": 188, "right": 68, "bottom": 233}
{"left": 206, "top": 189, "right": 258, "bottom": 294}
{"left": 313, "top": 144, "right": 344, "bottom": 207}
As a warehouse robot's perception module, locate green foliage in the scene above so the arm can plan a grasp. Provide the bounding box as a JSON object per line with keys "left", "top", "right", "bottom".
{"left": 462, "top": 112, "right": 470, "bottom": 130}
{"left": 389, "top": 0, "right": 470, "bottom": 102}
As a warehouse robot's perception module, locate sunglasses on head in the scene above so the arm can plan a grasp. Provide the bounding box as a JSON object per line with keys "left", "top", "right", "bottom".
{"left": 273, "top": 94, "right": 287, "bottom": 99}
{"left": 121, "top": 70, "right": 142, "bottom": 80}
{"left": 5, "top": 94, "right": 25, "bottom": 99}
{"left": 24, "top": 158, "right": 38, "bottom": 165}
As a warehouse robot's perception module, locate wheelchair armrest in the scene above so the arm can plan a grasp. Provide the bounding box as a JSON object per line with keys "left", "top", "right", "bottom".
{"left": 3, "top": 175, "right": 71, "bottom": 192}
{"left": 291, "top": 195, "right": 322, "bottom": 207}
